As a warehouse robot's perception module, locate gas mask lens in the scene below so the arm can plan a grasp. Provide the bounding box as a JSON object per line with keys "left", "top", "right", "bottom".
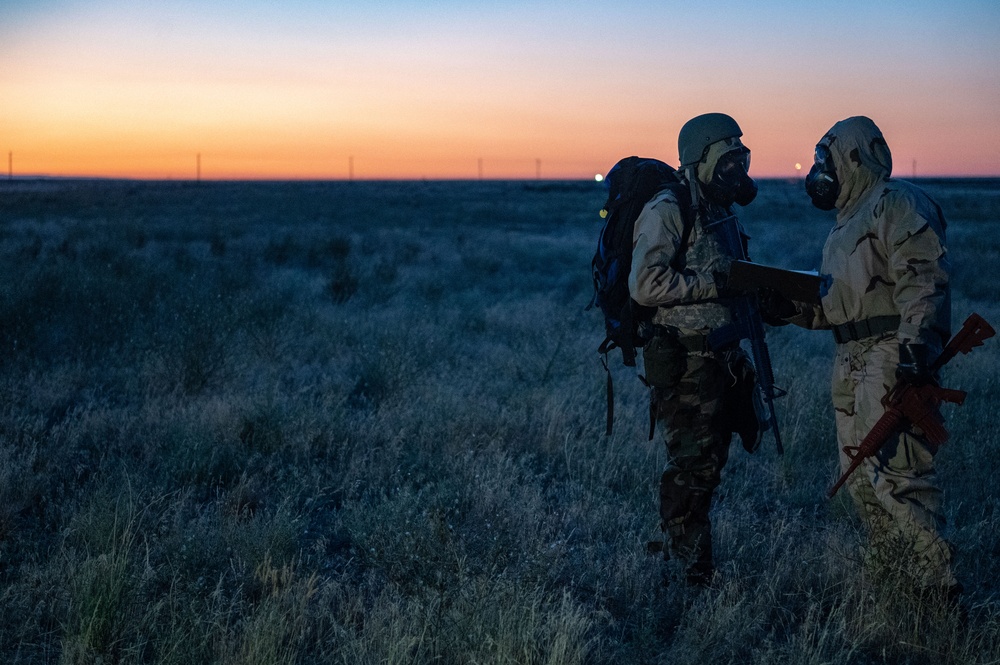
{"left": 716, "top": 148, "right": 750, "bottom": 177}
{"left": 814, "top": 145, "right": 832, "bottom": 168}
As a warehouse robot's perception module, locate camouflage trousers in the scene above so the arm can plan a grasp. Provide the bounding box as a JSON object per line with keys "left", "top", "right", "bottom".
{"left": 832, "top": 336, "right": 956, "bottom": 589}
{"left": 650, "top": 350, "right": 733, "bottom": 582}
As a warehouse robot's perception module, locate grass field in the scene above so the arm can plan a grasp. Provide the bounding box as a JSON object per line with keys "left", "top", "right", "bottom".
{"left": 0, "top": 177, "right": 997, "bottom": 664}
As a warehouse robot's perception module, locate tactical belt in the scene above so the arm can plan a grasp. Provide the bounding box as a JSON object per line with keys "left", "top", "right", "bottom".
{"left": 678, "top": 335, "right": 712, "bottom": 352}
{"left": 651, "top": 324, "right": 739, "bottom": 353}
{"left": 831, "top": 315, "right": 900, "bottom": 344}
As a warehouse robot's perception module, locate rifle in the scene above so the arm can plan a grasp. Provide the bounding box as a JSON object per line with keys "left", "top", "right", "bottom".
{"left": 828, "top": 313, "right": 996, "bottom": 498}
{"left": 706, "top": 216, "right": 786, "bottom": 454}
{"left": 734, "top": 295, "right": 786, "bottom": 454}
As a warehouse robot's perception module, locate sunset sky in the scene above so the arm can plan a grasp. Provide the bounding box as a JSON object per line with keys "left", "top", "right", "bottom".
{"left": 3, "top": 0, "right": 999, "bottom": 180}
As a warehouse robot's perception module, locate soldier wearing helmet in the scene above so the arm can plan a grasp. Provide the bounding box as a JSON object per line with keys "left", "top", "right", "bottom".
{"left": 629, "top": 113, "right": 770, "bottom": 586}
{"left": 793, "top": 116, "right": 959, "bottom": 603}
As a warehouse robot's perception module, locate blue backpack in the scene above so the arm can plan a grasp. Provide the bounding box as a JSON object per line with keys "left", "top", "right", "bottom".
{"left": 591, "top": 156, "right": 692, "bottom": 367}
{"left": 590, "top": 157, "right": 693, "bottom": 433}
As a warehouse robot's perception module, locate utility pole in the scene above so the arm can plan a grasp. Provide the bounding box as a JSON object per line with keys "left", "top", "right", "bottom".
{"left": 535, "top": 158, "right": 541, "bottom": 180}
{"left": 912, "top": 159, "right": 917, "bottom": 179}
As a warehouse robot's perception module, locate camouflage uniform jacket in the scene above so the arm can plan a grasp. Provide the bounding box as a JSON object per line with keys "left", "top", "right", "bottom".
{"left": 629, "top": 186, "right": 742, "bottom": 335}
{"left": 796, "top": 118, "right": 951, "bottom": 350}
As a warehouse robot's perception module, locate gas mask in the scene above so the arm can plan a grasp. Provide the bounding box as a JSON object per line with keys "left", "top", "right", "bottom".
{"left": 805, "top": 144, "right": 839, "bottom": 210}
{"left": 705, "top": 147, "right": 758, "bottom": 207}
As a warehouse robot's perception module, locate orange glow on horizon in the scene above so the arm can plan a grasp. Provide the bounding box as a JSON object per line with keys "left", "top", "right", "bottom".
{"left": 8, "top": 126, "right": 997, "bottom": 181}
{"left": 7, "top": 79, "right": 997, "bottom": 180}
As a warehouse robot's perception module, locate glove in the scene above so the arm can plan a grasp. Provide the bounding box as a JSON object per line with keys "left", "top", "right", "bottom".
{"left": 896, "top": 343, "right": 935, "bottom": 386}
{"left": 712, "top": 270, "right": 735, "bottom": 298}
{"left": 757, "top": 288, "right": 797, "bottom": 326}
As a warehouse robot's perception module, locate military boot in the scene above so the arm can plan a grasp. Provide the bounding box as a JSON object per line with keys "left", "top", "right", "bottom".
{"left": 670, "top": 525, "right": 715, "bottom": 587}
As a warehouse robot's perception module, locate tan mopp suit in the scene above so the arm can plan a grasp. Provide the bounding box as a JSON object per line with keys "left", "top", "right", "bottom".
{"left": 792, "top": 116, "right": 955, "bottom": 589}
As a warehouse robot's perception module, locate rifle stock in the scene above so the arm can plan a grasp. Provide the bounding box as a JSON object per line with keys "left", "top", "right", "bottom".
{"left": 828, "top": 405, "right": 905, "bottom": 498}
{"left": 827, "top": 313, "right": 995, "bottom": 498}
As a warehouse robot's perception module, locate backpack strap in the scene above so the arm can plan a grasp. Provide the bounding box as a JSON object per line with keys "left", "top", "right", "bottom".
{"left": 601, "top": 352, "right": 614, "bottom": 436}
{"left": 674, "top": 193, "right": 695, "bottom": 271}
{"left": 647, "top": 184, "right": 696, "bottom": 274}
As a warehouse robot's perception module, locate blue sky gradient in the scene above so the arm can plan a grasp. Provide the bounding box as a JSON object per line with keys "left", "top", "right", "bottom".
{"left": 3, "top": 0, "right": 999, "bottom": 178}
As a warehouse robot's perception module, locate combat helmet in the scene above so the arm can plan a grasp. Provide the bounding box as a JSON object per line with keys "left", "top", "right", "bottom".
{"left": 678, "top": 113, "right": 744, "bottom": 167}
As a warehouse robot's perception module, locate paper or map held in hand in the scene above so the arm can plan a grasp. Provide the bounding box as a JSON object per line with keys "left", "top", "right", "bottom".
{"left": 728, "top": 260, "right": 823, "bottom": 305}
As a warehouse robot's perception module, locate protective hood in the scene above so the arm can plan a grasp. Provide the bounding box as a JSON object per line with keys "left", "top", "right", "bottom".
{"left": 816, "top": 116, "right": 892, "bottom": 216}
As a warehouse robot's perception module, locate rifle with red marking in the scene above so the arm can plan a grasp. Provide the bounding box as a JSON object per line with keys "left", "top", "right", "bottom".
{"left": 828, "top": 313, "right": 996, "bottom": 498}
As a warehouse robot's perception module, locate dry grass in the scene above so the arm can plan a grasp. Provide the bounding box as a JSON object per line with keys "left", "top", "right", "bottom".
{"left": 0, "top": 177, "right": 997, "bottom": 664}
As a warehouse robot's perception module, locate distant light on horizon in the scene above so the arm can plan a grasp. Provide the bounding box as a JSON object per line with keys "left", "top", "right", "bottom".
{"left": 594, "top": 174, "right": 604, "bottom": 182}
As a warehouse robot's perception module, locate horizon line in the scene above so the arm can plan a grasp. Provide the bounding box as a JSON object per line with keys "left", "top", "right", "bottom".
{"left": 5, "top": 174, "right": 1000, "bottom": 184}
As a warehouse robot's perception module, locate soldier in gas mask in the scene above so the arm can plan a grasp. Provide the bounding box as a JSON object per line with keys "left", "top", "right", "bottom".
{"left": 795, "top": 116, "right": 959, "bottom": 602}
{"left": 629, "top": 113, "right": 767, "bottom": 586}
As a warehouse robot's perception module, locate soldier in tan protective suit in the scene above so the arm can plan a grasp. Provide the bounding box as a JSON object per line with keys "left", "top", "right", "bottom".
{"left": 794, "top": 115, "right": 959, "bottom": 600}
{"left": 629, "top": 113, "right": 772, "bottom": 586}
